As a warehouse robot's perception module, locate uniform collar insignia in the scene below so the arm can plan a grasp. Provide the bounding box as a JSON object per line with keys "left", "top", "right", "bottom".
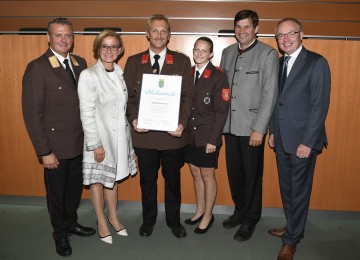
{"left": 48, "top": 55, "right": 60, "bottom": 68}
{"left": 141, "top": 54, "right": 149, "bottom": 64}
{"left": 70, "top": 55, "right": 80, "bottom": 66}
{"left": 165, "top": 54, "right": 173, "bottom": 64}
{"left": 202, "top": 69, "right": 212, "bottom": 79}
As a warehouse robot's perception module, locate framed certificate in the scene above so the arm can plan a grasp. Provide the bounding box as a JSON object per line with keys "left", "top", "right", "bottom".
{"left": 137, "top": 74, "right": 182, "bottom": 131}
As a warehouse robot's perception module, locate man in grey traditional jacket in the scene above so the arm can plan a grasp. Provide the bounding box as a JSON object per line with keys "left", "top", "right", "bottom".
{"left": 220, "top": 9, "right": 278, "bottom": 241}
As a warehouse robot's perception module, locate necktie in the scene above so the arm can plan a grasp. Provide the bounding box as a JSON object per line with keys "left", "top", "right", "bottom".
{"left": 63, "top": 59, "right": 76, "bottom": 86}
{"left": 195, "top": 71, "right": 200, "bottom": 85}
{"left": 152, "top": 54, "right": 160, "bottom": 74}
{"left": 280, "top": 56, "right": 291, "bottom": 94}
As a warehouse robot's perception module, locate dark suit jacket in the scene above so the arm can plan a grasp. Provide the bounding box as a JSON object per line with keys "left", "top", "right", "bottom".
{"left": 22, "top": 48, "right": 87, "bottom": 159}
{"left": 270, "top": 47, "right": 331, "bottom": 154}
{"left": 124, "top": 49, "right": 193, "bottom": 150}
{"left": 188, "top": 62, "right": 229, "bottom": 147}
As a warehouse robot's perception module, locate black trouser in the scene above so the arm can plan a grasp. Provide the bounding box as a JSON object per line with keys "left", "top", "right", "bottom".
{"left": 224, "top": 135, "right": 264, "bottom": 227}
{"left": 134, "top": 147, "right": 185, "bottom": 227}
{"left": 275, "top": 137, "right": 317, "bottom": 245}
{"left": 44, "top": 154, "right": 83, "bottom": 239}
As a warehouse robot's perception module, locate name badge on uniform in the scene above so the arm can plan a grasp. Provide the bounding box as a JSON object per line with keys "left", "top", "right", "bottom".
{"left": 204, "top": 96, "right": 211, "bottom": 104}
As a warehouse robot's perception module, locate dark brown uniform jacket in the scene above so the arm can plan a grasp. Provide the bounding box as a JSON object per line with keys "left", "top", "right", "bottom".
{"left": 22, "top": 49, "right": 87, "bottom": 159}
{"left": 189, "top": 62, "right": 230, "bottom": 147}
{"left": 124, "top": 49, "right": 193, "bottom": 150}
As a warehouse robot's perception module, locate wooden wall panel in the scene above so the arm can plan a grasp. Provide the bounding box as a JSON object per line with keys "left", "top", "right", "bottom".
{"left": 0, "top": 1, "right": 359, "bottom": 37}
{"left": 0, "top": 34, "right": 359, "bottom": 211}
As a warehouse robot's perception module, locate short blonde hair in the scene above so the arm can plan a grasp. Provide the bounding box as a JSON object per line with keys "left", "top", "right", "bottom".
{"left": 93, "top": 29, "right": 124, "bottom": 59}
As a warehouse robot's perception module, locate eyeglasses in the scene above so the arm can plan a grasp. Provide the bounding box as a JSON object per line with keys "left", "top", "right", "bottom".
{"left": 276, "top": 31, "right": 301, "bottom": 40}
{"left": 100, "top": 45, "right": 120, "bottom": 52}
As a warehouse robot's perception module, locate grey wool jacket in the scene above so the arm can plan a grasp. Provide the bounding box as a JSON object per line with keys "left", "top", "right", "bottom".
{"left": 220, "top": 40, "right": 279, "bottom": 136}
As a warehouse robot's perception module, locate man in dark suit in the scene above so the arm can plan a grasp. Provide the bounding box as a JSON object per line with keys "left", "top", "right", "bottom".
{"left": 124, "top": 14, "right": 193, "bottom": 239}
{"left": 22, "top": 17, "right": 95, "bottom": 257}
{"left": 268, "top": 18, "right": 331, "bottom": 260}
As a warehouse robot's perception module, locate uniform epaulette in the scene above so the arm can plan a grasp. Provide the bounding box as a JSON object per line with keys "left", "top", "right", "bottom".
{"left": 174, "top": 50, "right": 189, "bottom": 58}
{"left": 215, "top": 66, "right": 224, "bottom": 73}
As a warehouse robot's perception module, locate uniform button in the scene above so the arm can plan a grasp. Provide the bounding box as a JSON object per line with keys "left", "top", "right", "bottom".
{"left": 231, "top": 96, "right": 236, "bottom": 98}
{"left": 279, "top": 102, "right": 283, "bottom": 106}
{"left": 51, "top": 128, "right": 55, "bottom": 131}
{"left": 194, "top": 127, "right": 197, "bottom": 130}
{"left": 235, "top": 69, "right": 239, "bottom": 72}
{"left": 58, "top": 86, "right": 62, "bottom": 90}
{"left": 192, "top": 118, "right": 195, "bottom": 120}
{"left": 233, "top": 82, "right": 237, "bottom": 85}
{"left": 232, "top": 109, "right": 236, "bottom": 111}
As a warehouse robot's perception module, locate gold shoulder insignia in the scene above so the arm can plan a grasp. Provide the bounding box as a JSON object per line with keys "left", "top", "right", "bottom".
{"left": 70, "top": 55, "right": 80, "bottom": 66}
{"left": 48, "top": 56, "right": 60, "bottom": 68}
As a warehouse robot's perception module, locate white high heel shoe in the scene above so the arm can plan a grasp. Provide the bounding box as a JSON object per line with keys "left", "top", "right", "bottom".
{"left": 108, "top": 217, "right": 128, "bottom": 236}
{"left": 99, "top": 234, "right": 113, "bottom": 244}
{"left": 96, "top": 222, "right": 113, "bottom": 244}
{"left": 116, "top": 228, "right": 128, "bottom": 237}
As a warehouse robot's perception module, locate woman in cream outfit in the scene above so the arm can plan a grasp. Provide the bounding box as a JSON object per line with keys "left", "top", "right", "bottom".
{"left": 78, "top": 30, "right": 137, "bottom": 244}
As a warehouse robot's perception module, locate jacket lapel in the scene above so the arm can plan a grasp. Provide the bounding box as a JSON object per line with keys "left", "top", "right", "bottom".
{"left": 45, "top": 49, "right": 77, "bottom": 88}
{"left": 193, "top": 63, "right": 214, "bottom": 93}
{"left": 282, "top": 48, "right": 307, "bottom": 94}
{"left": 160, "top": 50, "right": 174, "bottom": 75}
{"left": 70, "top": 55, "right": 82, "bottom": 85}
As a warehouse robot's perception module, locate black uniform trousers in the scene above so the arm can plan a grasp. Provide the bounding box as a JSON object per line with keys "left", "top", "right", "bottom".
{"left": 224, "top": 134, "right": 265, "bottom": 228}
{"left": 275, "top": 137, "right": 318, "bottom": 245}
{"left": 44, "top": 154, "right": 83, "bottom": 240}
{"left": 134, "top": 147, "right": 185, "bottom": 227}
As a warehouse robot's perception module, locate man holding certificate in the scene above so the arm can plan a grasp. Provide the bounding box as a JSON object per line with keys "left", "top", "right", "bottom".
{"left": 124, "top": 14, "right": 193, "bottom": 239}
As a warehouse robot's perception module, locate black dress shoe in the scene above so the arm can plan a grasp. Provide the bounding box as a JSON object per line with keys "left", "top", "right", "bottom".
{"left": 169, "top": 223, "right": 187, "bottom": 238}
{"left": 139, "top": 224, "right": 153, "bottom": 237}
{"left": 194, "top": 215, "right": 214, "bottom": 234}
{"left": 223, "top": 214, "right": 242, "bottom": 229}
{"left": 54, "top": 236, "right": 72, "bottom": 257}
{"left": 234, "top": 225, "right": 255, "bottom": 241}
{"left": 67, "top": 223, "right": 96, "bottom": 237}
{"left": 185, "top": 214, "right": 204, "bottom": 225}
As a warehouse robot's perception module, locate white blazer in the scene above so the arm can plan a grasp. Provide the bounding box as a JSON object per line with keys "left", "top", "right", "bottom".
{"left": 78, "top": 59, "right": 136, "bottom": 186}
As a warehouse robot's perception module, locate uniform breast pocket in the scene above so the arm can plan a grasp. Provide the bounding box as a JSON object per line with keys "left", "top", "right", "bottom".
{"left": 246, "top": 71, "right": 259, "bottom": 75}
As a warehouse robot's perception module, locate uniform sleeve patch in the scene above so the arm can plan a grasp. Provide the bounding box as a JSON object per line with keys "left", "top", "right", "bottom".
{"left": 222, "top": 88, "right": 230, "bottom": 101}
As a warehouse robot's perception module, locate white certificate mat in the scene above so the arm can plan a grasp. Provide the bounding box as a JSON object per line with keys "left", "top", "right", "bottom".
{"left": 137, "top": 74, "right": 182, "bottom": 131}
